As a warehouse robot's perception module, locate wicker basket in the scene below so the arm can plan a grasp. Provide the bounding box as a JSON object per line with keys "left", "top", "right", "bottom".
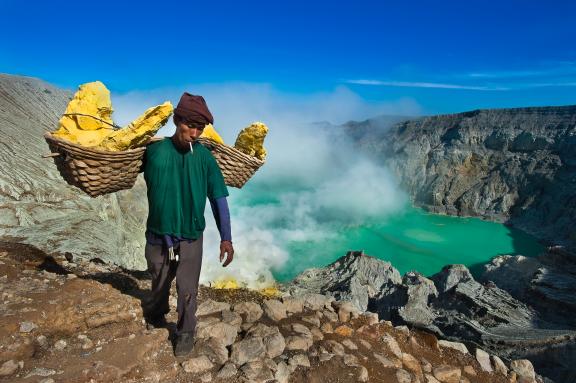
{"left": 44, "top": 133, "right": 146, "bottom": 197}
{"left": 44, "top": 134, "right": 264, "bottom": 197}
{"left": 196, "top": 137, "right": 265, "bottom": 188}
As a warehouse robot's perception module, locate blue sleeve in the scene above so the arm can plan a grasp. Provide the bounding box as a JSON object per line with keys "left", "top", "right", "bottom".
{"left": 209, "top": 196, "right": 232, "bottom": 242}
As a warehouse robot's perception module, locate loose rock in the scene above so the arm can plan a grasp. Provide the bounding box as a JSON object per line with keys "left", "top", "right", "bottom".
{"left": 197, "top": 299, "right": 230, "bottom": 316}
{"left": 475, "top": 348, "right": 493, "bottom": 372}
{"left": 182, "top": 355, "right": 213, "bottom": 374}
{"left": 263, "top": 299, "right": 287, "bottom": 321}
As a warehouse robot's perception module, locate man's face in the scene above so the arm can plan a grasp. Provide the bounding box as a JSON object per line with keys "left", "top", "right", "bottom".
{"left": 173, "top": 121, "right": 205, "bottom": 149}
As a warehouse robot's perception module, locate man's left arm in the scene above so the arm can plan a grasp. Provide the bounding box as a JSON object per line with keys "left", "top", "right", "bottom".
{"left": 209, "top": 196, "right": 234, "bottom": 267}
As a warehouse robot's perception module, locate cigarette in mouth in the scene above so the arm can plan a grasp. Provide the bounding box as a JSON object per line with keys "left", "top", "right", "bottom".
{"left": 189, "top": 142, "right": 193, "bottom": 153}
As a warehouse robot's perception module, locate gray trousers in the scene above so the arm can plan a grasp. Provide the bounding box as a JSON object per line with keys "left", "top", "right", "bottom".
{"left": 143, "top": 235, "right": 203, "bottom": 335}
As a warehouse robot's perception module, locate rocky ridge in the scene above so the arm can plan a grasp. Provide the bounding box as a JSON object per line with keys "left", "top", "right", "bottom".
{"left": 343, "top": 106, "right": 576, "bottom": 250}
{"left": 0, "top": 241, "right": 537, "bottom": 383}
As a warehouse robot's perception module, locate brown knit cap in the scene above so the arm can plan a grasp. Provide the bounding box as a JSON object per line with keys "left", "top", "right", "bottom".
{"left": 174, "top": 92, "right": 214, "bottom": 125}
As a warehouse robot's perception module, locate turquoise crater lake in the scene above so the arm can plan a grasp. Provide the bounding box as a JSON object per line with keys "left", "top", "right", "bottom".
{"left": 229, "top": 177, "right": 544, "bottom": 285}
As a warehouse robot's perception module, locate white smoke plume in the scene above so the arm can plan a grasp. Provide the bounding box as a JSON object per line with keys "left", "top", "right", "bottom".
{"left": 111, "top": 83, "right": 419, "bottom": 288}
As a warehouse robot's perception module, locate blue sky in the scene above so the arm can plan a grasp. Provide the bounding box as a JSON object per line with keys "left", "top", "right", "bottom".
{"left": 1, "top": 0, "right": 575, "bottom": 116}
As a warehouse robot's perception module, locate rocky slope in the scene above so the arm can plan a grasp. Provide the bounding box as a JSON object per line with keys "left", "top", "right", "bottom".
{"left": 343, "top": 106, "right": 576, "bottom": 250}
{"left": 287, "top": 251, "right": 576, "bottom": 383}
{"left": 0, "top": 74, "right": 148, "bottom": 270}
{"left": 1, "top": 241, "right": 538, "bottom": 383}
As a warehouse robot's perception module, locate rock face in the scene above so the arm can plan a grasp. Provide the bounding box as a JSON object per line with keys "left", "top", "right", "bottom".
{"left": 344, "top": 106, "right": 576, "bottom": 250}
{"left": 0, "top": 74, "right": 148, "bottom": 269}
{"left": 287, "top": 250, "right": 402, "bottom": 312}
{"left": 288, "top": 251, "right": 576, "bottom": 382}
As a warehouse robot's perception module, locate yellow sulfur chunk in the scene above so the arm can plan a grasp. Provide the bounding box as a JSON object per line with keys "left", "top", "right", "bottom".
{"left": 199, "top": 123, "right": 224, "bottom": 145}
{"left": 212, "top": 277, "right": 240, "bottom": 290}
{"left": 98, "top": 102, "right": 173, "bottom": 151}
{"left": 234, "top": 122, "right": 268, "bottom": 160}
{"left": 52, "top": 81, "right": 115, "bottom": 147}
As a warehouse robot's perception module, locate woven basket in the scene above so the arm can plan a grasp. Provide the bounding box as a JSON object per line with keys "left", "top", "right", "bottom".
{"left": 196, "top": 137, "right": 264, "bottom": 188}
{"left": 44, "top": 133, "right": 145, "bottom": 197}
{"left": 45, "top": 134, "right": 265, "bottom": 196}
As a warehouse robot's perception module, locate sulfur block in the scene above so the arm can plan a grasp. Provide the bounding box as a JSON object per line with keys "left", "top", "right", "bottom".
{"left": 98, "top": 102, "right": 173, "bottom": 151}
{"left": 52, "top": 81, "right": 115, "bottom": 147}
{"left": 234, "top": 122, "right": 268, "bottom": 160}
{"left": 199, "top": 123, "right": 224, "bottom": 145}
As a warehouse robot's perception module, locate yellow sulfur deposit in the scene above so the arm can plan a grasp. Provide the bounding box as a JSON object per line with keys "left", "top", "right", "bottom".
{"left": 234, "top": 122, "right": 268, "bottom": 161}
{"left": 199, "top": 123, "right": 224, "bottom": 145}
{"left": 53, "top": 81, "right": 115, "bottom": 147}
{"left": 212, "top": 277, "right": 240, "bottom": 290}
{"left": 98, "top": 102, "right": 173, "bottom": 151}
{"left": 52, "top": 81, "right": 173, "bottom": 151}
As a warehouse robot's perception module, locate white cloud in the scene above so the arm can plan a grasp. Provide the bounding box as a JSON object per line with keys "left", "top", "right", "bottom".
{"left": 346, "top": 79, "right": 508, "bottom": 91}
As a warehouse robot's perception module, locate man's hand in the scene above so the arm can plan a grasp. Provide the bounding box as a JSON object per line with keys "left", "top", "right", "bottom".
{"left": 219, "top": 240, "right": 234, "bottom": 267}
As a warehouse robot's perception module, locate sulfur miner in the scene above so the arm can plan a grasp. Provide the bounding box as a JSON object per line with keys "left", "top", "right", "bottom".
{"left": 141, "top": 92, "right": 234, "bottom": 358}
{"left": 52, "top": 81, "right": 173, "bottom": 151}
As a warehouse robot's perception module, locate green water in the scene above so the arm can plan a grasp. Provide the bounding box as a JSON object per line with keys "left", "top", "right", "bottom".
{"left": 230, "top": 180, "right": 544, "bottom": 284}
{"left": 273, "top": 206, "right": 544, "bottom": 282}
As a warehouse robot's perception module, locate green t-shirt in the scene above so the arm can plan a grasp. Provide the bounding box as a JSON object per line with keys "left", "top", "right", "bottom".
{"left": 143, "top": 138, "right": 229, "bottom": 239}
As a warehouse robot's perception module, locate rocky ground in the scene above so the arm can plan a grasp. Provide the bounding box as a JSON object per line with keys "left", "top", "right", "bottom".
{"left": 0, "top": 241, "right": 541, "bottom": 383}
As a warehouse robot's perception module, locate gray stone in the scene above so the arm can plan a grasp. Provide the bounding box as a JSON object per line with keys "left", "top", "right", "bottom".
{"left": 438, "top": 340, "right": 469, "bottom": 354}
{"left": 421, "top": 358, "right": 432, "bottom": 373}
{"left": 475, "top": 348, "right": 493, "bottom": 372}
{"left": 230, "top": 337, "right": 266, "bottom": 365}
{"left": 310, "top": 326, "right": 324, "bottom": 341}
{"left": 396, "top": 368, "right": 413, "bottom": 383}
{"left": 194, "top": 337, "right": 228, "bottom": 366}
{"left": 343, "top": 353, "right": 359, "bottom": 367}
{"left": 199, "top": 373, "right": 211, "bottom": 382}
{"left": 275, "top": 361, "right": 291, "bottom": 383}
{"left": 381, "top": 334, "right": 402, "bottom": 359}
{"left": 54, "top": 339, "right": 67, "bottom": 350}
{"left": 216, "top": 362, "right": 237, "bottom": 379}
{"left": 263, "top": 299, "right": 287, "bottom": 321}
{"left": 510, "top": 359, "right": 536, "bottom": 380}
{"left": 358, "top": 366, "right": 369, "bottom": 382}
{"left": 319, "top": 353, "right": 334, "bottom": 362}
{"left": 263, "top": 331, "right": 285, "bottom": 359}
{"left": 433, "top": 365, "right": 461, "bottom": 383}
{"left": 0, "top": 360, "right": 18, "bottom": 376}
{"left": 341, "top": 339, "right": 358, "bottom": 350}
{"left": 182, "top": 355, "right": 213, "bottom": 374}
{"left": 282, "top": 297, "right": 304, "bottom": 314}
{"left": 233, "top": 301, "right": 263, "bottom": 323}
{"left": 24, "top": 368, "right": 56, "bottom": 378}
{"left": 323, "top": 340, "right": 345, "bottom": 356}
{"left": 221, "top": 309, "right": 242, "bottom": 327}
{"left": 301, "top": 315, "right": 321, "bottom": 327}
{"left": 402, "top": 352, "right": 422, "bottom": 377}
{"left": 322, "top": 309, "right": 339, "bottom": 322}
{"left": 196, "top": 321, "right": 238, "bottom": 346}
{"left": 288, "top": 354, "right": 310, "bottom": 368}
{"left": 491, "top": 355, "right": 508, "bottom": 376}
{"left": 425, "top": 374, "right": 441, "bottom": 383}
{"left": 292, "top": 323, "right": 312, "bottom": 336}
{"left": 361, "top": 312, "right": 379, "bottom": 325}
{"left": 19, "top": 321, "right": 37, "bottom": 333}
{"left": 240, "top": 360, "right": 274, "bottom": 382}
{"left": 285, "top": 335, "right": 313, "bottom": 351}
{"left": 197, "top": 299, "right": 230, "bottom": 316}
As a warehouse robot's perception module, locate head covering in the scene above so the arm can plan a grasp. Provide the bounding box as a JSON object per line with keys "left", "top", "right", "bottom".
{"left": 174, "top": 93, "right": 214, "bottom": 125}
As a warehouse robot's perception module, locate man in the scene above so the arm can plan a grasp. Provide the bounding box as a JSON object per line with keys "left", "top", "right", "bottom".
{"left": 142, "top": 93, "right": 234, "bottom": 357}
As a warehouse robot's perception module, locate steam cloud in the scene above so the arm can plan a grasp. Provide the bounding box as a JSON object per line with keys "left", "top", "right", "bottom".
{"left": 112, "top": 83, "right": 419, "bottom": 288}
